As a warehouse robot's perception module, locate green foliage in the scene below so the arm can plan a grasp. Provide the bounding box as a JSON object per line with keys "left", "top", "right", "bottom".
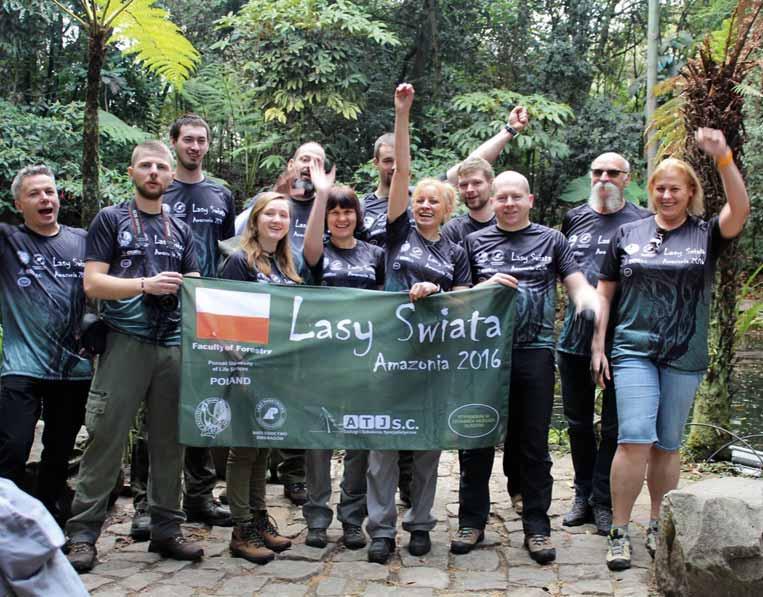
{"left": 736, "top": 264, "right": 763, "bottom": 339}
{"left": 215, "top": 0, "right": 399, "bottom": 123}
{"left": 98, "top": 109, "right": 151, "bottom": 144}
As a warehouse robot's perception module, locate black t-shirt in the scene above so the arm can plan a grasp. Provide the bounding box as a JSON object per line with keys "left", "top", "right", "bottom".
{"left": 557, "top": 202, "right": 651, "bottom": 356}
{"left": 289, "top": 196, "right": 314, "bottom": 253}
{"left": 317, "top": 240, "right": 385, "bottom": 290}
{"left": 164, "top": 178, "right": 235, "bottom": 277}
{"left": 0, "top": 224, "right": 91, "bottom": 380}
{"left": 86, "top": 201, "right": 199, "bottom": 345}
{"left": 600, "top": 215, "right": 727, "bottom": 371}
{"left": 360, "top": 191, "right": 415, "bottom": 248}
{"left": 465, "top": 223, "right": 580, "bottom": 350}
{"left": 219, "top": 250, "right": 301, "bottom": 285}
{"left": 441, "top": 213, "right": 496, "bottom": 248}
{"left": 385, "top": 215, "right": 471, "bottom": 292}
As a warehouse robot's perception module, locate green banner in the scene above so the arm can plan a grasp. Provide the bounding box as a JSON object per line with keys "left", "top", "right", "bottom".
{"left": 179, "top": 277, "right": 516, "bottom": 450}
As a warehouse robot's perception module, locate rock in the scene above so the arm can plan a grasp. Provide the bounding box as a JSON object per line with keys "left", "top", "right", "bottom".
{"left": 655, "top": 477, "right": 763, "bottom": 597}
{"left": 398, "top": 567, "right": 449, "bottom": 589}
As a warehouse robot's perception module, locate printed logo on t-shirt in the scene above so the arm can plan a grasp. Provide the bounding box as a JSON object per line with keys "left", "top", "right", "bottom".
{"left": 17, "top": 276, "right": 31, "bottom": 288}
{"left": 411, "top": 247, "right": 423, "bottom": 258}
{"left": 330, "top": 260, "right": 343, "bottom": 271}
{"left": 392, "top": 261, "right": 401, "bottom": 270}
{"left": 490, "top": 250, "right": 505, "bottom": 265}
{"left": 173, "top": 201, "right": 186, "bottom": 215}
{"left": 17, "top": 250, "right": 30, "bottom": 265}
{"left": 578, "top": 233, "right": 592, "bottom": 246}
{"left": 364, "top": 215, "right": 375, "bottom": 228}
{"left": 118, "top": 230, "right": 133, "bottom": 247}
{"left": 120, "top": 259, "right": 132, "bottom": 269}
{"left": 623, "top": 267, "right": 633, "bottom": 278}
{"left": 401, "top": 241, "right": 411, "bottom": 253}
{"left": 32, "top": 254, "right": 45, "bottom": 267}
{"left": 624, "top": 243, "right": 640, "bottom": 255}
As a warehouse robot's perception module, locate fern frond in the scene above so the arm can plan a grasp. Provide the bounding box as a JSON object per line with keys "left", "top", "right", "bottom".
{"left": 98, "top": 109, "right": 151, "bottom": 144}
{"left": 99, "top": 0, "right": 200, "bottom": 89}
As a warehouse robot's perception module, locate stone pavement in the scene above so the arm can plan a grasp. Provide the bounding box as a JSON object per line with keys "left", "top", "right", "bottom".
{"left": 80, "top": 451, "right": 659, "bottom": 596}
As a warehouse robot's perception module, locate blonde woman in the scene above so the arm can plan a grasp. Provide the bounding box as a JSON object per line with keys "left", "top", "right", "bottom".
{"left": 592, "top": 129, "right": 750, "bottom": 570}
{"left": 365, "top": 83, "right": 471, "bottom": 564}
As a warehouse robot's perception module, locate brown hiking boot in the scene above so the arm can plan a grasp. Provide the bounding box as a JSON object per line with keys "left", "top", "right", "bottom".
{"left": 230, "top": 522, "right": 275, "bottom": 564}
{"left": 253, "top": 511, "right": 291, "bottom": 552}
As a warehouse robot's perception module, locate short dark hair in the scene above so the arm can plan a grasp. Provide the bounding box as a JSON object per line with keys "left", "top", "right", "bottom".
{"left": 169, "top": 113, "right": 211, "bottom": 142}
{"left": 326, "top": 186, "right": 362, "bottom": 234}
{"left": 373, "top": 133, "right": 394, "bottom": 160}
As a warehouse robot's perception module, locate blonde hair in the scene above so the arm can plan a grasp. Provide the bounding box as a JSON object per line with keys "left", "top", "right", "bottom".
{"left": 412, "top": 178, "right": 456, "bottom": 225}
{"left": 241, "top": 192, "right": 302, "bottom": 283}
{"left": 647, "top": 158, "right": 704, "bottom": 217}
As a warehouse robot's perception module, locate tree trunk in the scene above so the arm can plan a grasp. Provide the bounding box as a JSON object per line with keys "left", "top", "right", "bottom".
{"left": 81, "top": 25, "right": 109, "bottom": 228}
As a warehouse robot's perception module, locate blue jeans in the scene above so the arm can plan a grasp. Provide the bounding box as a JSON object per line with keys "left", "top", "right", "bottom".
{"left": 612, "top": 357, "right": 704, "bottom": 451}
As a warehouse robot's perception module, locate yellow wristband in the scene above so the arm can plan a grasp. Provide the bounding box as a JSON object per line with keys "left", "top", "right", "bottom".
{"left": 716, "top": 150, "right": 733, "bottom": 170}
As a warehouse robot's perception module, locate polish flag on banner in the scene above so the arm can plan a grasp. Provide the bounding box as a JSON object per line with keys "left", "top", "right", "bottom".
{"left": 195, "top": 287, "right": 271, "bottom": 344}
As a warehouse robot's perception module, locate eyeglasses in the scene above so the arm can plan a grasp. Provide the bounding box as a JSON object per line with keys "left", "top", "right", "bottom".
{"left": 591, "top": 168, "right": 628, "bottom": 178}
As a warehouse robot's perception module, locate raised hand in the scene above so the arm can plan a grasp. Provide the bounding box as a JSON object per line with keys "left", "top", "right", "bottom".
{"left": 308, "top": 159, "right": 336, "bottom": 197}
{"left": 394, "top": 83, "right": 415, "bottom": 114}
{"left": 696, "top": 128, "right": 729, "bottom": 159}
{"left": 508, "top": 105, "right": 529, "bottom": 133}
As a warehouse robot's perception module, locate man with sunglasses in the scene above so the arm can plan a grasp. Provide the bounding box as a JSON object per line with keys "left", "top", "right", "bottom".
{"left": 556, "top": 153, "right": 650, "bottom": 535}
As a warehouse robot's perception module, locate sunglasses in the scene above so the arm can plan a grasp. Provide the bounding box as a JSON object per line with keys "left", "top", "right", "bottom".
{"left": 591, "top": 169, "right": 628, "bottom": 178}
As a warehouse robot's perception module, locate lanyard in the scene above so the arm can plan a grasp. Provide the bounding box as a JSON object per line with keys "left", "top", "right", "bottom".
{"left": 128, "top": 200, "right": 172, "bottom": 244}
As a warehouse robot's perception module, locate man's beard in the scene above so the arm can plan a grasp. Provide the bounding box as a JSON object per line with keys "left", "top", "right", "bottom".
{"left": 466, "top": 194, "right": 490, "bottom": 212}
{"left": 588, "top": 182, "right": 624, "bottom": 212}
{"left": 178, "top": 156, "right": 200, "bottom": 171}
{"left": 133, "top": 179, "right": 165, "bottom": 200}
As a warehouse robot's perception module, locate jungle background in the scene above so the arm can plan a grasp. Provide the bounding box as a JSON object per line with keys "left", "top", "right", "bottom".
{"left": 1, "top": 0, "right": 761, "bottom": 457}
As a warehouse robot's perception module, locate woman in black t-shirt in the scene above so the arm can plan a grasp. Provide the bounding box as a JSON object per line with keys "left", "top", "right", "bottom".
{"left": 365, "top": 83, "right": 471, "bottom": 565}
{"left": 220, "top": 192, "right": 299, "bottom": 564}
{"left": 592, "top": 129, "right": 750, "bottom": 572}
{"left": 299, "top": 166, "right": 385, "bottom": 551}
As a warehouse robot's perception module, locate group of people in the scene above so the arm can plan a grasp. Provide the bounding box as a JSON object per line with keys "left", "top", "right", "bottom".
{"left": 0, "top": 82, "right": 749, "bottom": 584}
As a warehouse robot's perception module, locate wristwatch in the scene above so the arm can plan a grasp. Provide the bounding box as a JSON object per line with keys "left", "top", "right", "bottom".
{"left": 504, "top": 124, "right": 520, "bottom": 137}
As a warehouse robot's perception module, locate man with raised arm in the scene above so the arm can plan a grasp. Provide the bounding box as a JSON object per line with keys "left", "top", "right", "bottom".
{"left": 65, "top": 141, "right": 203, "bottom": 573}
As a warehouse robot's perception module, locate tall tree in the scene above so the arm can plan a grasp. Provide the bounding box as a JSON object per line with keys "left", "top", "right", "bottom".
{"left": 49, "top": 0, "right": 199, "bottom": 225}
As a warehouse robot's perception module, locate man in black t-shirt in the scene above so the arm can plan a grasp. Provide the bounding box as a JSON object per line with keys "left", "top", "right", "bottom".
{"left": 361, "top": 106, "right": 528, "bottom": 248}
{"left": 441, "top": 157, "right": 497, "bottom": 247}
{"left": 0, "top": 165, "right": 91, "bottom": 524}
{"left": 129, "top": 115, "right": 234, "bottom": 538}
{"left": 556, "top": 153, "right": 649, "bottom": 536}
{"left": 66, "top": 141, "right": 203, "bottom": 573}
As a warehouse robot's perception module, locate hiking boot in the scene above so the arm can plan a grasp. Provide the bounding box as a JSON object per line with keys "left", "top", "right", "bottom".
{"left": 306, "top": 527, "right": 328, "bottom": 548}
{"left": 592, "top": 505, "right": 613, "bottom": 536}
{"left": 524, "top": 534, "right": 556, "bottom": 564}
{"left": 511, "top": 494, "right": 523, "bottom": 515}
{"left": 148, "top": 535, "right": 204, "bottom": 561}
{"left": 606, "top": 528, "right": 632, "bottom": 571}
{"left": 645, "top": 522, "right": 658, "bottom": 558}
{"left": 342, "top": 524, "right": 367, "bottom": 550}
{"left": 367, "top": 537, "right": 395, "bottom": 564}
{"left": 66, "top": 541, "right": 97, "bottom": 573}
{"left": 229, "top": 523, "right": 275, "bottom": 564}
{"left": 450, "top": 527, "right": 484, "bottom": 554}
{"left": 253, "top": 511, "right": 291, "bottom": 552}
{"left": 563, "top": 494, "right": 593, "bottom": 527}
{"left": 130, "top": 506, "right": 151, "bottom": 542}
{"left": 184, "top": 500, "right": 233, "bottom": 527}
{"left": 283, "top": 482, "right": 307, "bottom": 506}
{"left": 408, "top": 530, "right": 431, "bottom": 556}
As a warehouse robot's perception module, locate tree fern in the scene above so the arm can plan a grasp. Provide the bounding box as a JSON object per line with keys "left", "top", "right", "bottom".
{"left": 98, "top": 109, "right": 151, "bottom": 144}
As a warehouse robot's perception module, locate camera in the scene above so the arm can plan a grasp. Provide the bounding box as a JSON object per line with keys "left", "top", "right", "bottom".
{"left": 144, "top": 293, "right": 179, "bottom": 313}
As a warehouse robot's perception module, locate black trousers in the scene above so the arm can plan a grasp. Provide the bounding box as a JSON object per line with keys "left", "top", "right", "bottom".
{"left": 557, "top": 351, "right": 618, "bottom": 508}
{"left": 458, "top": 348, "right": 555, "bottom": 536}
{"left": 0, "top": 375, "right": 89, "bottom": 514}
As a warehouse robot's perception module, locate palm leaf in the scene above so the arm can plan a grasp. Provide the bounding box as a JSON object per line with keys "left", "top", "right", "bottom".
{"left": 98, "top": 109, "right": 151, "bottom": 144}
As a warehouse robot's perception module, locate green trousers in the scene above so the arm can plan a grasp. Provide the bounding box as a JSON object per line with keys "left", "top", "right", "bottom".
{"left": 66, "top": 331, "right": 185, "bottom": 543}
{"left": 226, "top": 447, "right": 269, "bottom": 524}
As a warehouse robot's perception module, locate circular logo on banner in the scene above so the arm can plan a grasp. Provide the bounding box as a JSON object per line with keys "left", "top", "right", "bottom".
{"left": 255, "top": 398, "right": 287, "bottom": 430}
{"left": 448, "top": 403, "right": 500, "bottom": 439}
{"left": 194, "top": 397, "right": 231, "bottom": 438}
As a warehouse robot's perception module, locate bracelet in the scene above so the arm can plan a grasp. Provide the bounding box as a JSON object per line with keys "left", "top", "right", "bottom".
{"left": 504, "top": 124, "right": 519, "bottom": 137}
{"left": 716, "top": 150, "right": 733, "bottom": 170}
{"left": 140, "top": 277, "right": 145, "bottom": 294}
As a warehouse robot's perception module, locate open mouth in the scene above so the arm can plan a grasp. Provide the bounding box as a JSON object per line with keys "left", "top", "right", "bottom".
{"left": 38, "top": 207, "right": 54, "bottom": 216}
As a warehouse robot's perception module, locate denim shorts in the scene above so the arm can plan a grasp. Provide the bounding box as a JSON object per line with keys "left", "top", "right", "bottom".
{"left": 612, "top": 356, "right": 704, "bottom": 451}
